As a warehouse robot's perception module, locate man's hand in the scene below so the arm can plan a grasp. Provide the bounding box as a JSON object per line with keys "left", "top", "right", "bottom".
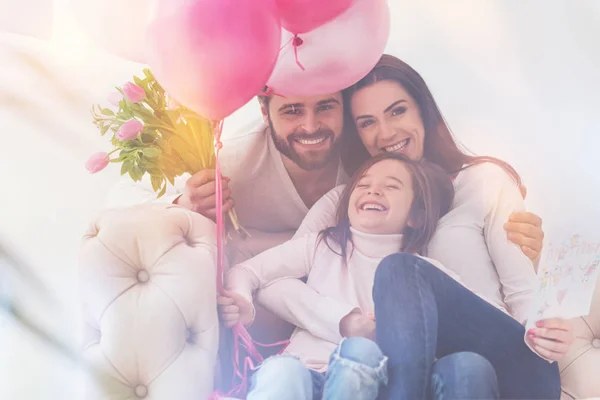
{"left": 504, "top": 212, "right": 544, "bottom": 264}
{"left": 527, "top": 318, "right": 575, "bottom": 361}
{"left": 217, "top": 290, "right": 254, "bottom": 327}
{"left": 174, "top": 169, "right": 233, "bottom": 219}
{"left": 339, "top": 311, "right": 376, "bottom": 340}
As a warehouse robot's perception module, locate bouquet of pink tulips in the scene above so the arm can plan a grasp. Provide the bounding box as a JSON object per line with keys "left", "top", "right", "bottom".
{"left": 87, "top": 68, "right": 245, "bottom": 234}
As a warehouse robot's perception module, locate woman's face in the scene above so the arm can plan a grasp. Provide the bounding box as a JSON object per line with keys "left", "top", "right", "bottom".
{"left": 348, "top": 159, "right": 415, "bottom": 235}
{"left": 350, "top": 80, "right": 425, "bottom": 161}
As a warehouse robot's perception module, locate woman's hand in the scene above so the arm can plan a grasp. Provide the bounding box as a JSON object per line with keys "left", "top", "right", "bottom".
{"left": 504, "top": 212, "right": 544, "bottom": 266}
{"left": 217, "top": 290, "right": 254, "bottom": 327}
{"left": 527, "top": 318, "right": 575, "bottom": 361}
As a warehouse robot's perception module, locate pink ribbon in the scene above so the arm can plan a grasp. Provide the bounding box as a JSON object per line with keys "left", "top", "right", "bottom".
{"left": 210, "top": 120, "right": 289, "bottom": 399}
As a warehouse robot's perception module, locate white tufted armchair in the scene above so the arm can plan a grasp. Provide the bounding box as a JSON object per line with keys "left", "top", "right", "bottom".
{"left": 78, "top": 203, "right": 600, "bottom": 399}
{"left": 79, "top": 204, "right": 220, "bottom": 400}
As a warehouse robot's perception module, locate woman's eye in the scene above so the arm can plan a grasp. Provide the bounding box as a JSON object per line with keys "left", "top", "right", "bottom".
{"left": 317, "top": 104, "right": 333, "bottom": 112}
{"left": 386, "top": 185, "right": 400, "bottom": 190}
{"left": 391, "top": 107, "right": 406, "bottom": 116}
{"left": 356, "top": 184, "right": 369, "bottom": 188}
{"left": 359, "top": 119, "right": 375, "bottom": 129}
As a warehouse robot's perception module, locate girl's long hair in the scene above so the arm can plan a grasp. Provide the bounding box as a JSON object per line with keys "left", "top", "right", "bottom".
{"left": 319, "top": 153, "right": 454, "bottom": 260}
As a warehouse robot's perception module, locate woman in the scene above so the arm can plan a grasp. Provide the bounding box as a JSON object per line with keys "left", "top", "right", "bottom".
{"left": 252, "top": 55, "right": 573, "bottom": 399}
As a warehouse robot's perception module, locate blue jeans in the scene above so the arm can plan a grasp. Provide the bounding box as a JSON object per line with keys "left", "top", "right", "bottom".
{"left": 246, "top": 336, "right": 387, "bottom": 400}
{"left": 246, "top": 337, "right": 497, "bottom": 399}
{"left": 374, "top": 253, "right": 561, "bottom": 400}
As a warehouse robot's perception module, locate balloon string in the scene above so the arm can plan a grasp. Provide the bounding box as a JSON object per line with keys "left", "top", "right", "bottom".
{"left": 292, "top": 34, "right": 305, "bottom": 71}
{"left": 214, "top": 119, "right": 225, "bottom": 293}
{"left": 211, "top": 120, "right": 289, "bottom": 399}
{"left": 280, "top": 35, "right": 294, "bottom": 51}
{"left": 259, "top": 86, "right": 286, "bottom": 98}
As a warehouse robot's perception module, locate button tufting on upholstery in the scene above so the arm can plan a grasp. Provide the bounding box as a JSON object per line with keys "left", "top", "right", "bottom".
{"left": 185, "top": 236, "right": 195, "bottom": 247}
{"left": 134, "top": 384, "right": 148, "bottom": 398}
{"left": 187, "top": 328, "right": 197, "bottom": 345}
{"left": 592, "top": 338, "right": 600, "bottom": 349}
{"left": 136, "top": 269, "right": 150, "bottom": 283}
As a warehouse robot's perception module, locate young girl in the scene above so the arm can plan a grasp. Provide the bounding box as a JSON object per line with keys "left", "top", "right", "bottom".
{"left": 219, "top": 153, "right": 459, "bottom": 399}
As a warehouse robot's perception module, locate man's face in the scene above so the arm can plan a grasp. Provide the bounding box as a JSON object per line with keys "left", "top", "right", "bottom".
{"left": 265, "top": 92, "right": 344, "bottom": 171}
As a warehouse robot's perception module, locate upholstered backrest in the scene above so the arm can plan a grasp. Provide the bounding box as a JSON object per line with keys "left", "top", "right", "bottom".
{"left": 79, "top": 204, "right": 220, "bottom": 399}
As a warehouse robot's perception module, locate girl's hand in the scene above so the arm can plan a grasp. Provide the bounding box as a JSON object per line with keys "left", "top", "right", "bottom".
{"left": 527, "top": 318, "right": 575, "bottom": 361}
{"left": 340, "top": 311, "right": 376, "bottom": 340}
{"left": 217, "top": 290, "right": 254, "bottom": 327}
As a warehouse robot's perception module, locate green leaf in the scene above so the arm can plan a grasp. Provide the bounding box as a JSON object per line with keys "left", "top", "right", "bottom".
{"left": 133, "top": 76, "right": 144, "bottom": 86}
{"left": 157, "top": 183, "right": 167, "bottom": 198}
{"left": 121, "top": 159, "right": 133, "bottom": 176}
{"left": 134, "top": 164, "right": 146, "bottom": 177}
{"left": 101, "top": 108, "right": 115, "bottom": 116}
{"left": 150, "top": 175, "right": 162, "bottom": 192}
{"left": 143, "top": 148, "right": 161, "bottom": 158}
{"left": 166, "top": 174, "right": 175, "bottom": 186}
{"left": 128, "top": 163, "right": 145, "bottom": 182}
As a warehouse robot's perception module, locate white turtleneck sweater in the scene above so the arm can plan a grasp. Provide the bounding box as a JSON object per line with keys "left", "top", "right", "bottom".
{"left": 226, "top": 228, "right": 460, "bottom": 372}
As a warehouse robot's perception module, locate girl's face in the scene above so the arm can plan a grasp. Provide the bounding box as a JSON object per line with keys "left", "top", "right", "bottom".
{"left": 348, "top": 159, "right": 415, "bottom": 235}
{"left": 350, "top": 80, "right": 425, "bottom": 161}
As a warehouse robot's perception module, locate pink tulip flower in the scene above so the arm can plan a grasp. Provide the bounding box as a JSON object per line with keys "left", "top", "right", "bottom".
{"left": 123, "top": 82, "right": 145, "bottom": 103}
{"left": 116, "top": 119, "right": 144, "bottom": 141}
{"left": 85, "top": 152, "right": 109, "bottom": 174}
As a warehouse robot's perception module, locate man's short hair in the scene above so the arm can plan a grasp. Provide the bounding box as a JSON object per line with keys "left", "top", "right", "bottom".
{"left": 257, "top": 85, "right": 270, "bottom": 109}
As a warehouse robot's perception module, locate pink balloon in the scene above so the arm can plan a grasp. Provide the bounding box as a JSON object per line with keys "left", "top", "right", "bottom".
{"left": 267, "top": 0, "right": 390, "bottom": 97}
{"left": 275, "top": 0, "right": 353, "bottom": 34}
{"left": 146, "top": 0, "right": 281, "bottom": 120}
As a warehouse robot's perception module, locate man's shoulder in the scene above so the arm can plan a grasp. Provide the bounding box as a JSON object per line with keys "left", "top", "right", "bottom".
{"left": 222, "top": 121, "right": 268, "bottom": 147}
{"left": 219, "top": 122, "right": 270, "bottom": 169}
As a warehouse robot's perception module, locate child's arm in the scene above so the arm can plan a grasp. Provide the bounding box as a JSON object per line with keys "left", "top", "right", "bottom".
{"left": 224, "top": 233, "right": 319, "bottom": 325}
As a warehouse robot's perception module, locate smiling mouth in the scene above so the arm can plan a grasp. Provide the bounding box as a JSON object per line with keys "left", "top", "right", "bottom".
{"left": 360, "top": 202, "right": 388, "bottom": 212}
{"left": 295, "top": 136, "right": 328, "bottom": 145}
{"left": 382, "top": 138, "right": 409, "bottom": 153}
{"left": 291, "top": 133, "right": 331, "bottom": 147}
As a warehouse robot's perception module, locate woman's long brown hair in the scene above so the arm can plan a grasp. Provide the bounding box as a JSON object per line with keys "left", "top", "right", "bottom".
{"left": 340, "top": 54, "right": 522, "bottom": 187}
{"left": 319, "top": 153, "right": 455, "bottom": 260}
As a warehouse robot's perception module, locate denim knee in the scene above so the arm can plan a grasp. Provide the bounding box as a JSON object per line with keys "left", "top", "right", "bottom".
{"left": 256, "top": 355, "right": 309, "bottom": 380}
{"left": 338, "top": 337, "right": 386, "bottom": 368}
{"left": 248, "top": 355, "right": 313, "bottom": 400}
{"left": 328, "top": 337, "right": 388, "bottom": 386}
{"left": 432, "top": 352, "right": 499, "bottom": 399}
{"left": 375, "top": 253, "right": 421, "bottom": 284}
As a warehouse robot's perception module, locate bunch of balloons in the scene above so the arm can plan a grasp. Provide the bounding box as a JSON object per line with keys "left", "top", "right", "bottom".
{"left": 73, "top": 0, "right": 390, "bottom": 120}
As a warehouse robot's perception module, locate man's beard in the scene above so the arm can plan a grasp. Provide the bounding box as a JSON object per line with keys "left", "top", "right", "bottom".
{"left": 268, "top": 117, "right": 341, "bottom": 171}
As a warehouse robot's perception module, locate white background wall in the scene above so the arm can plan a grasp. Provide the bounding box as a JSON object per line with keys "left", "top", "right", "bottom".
{"left": 0, "top": 1, "right": 598, "bottom": 398}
